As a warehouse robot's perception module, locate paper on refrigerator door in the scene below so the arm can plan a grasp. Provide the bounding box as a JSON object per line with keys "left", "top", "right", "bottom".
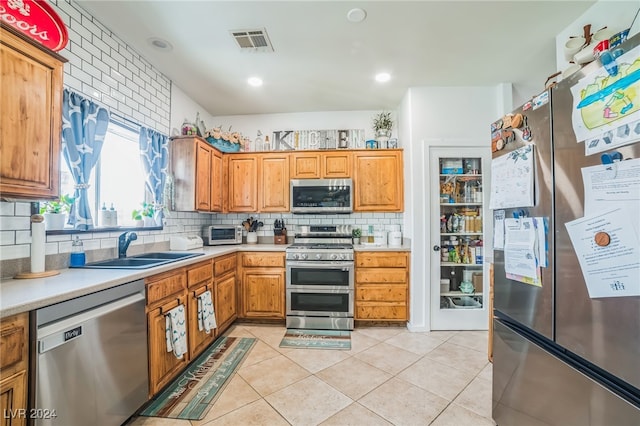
{"left": 503, "top": 218, "right": 540, "bottom": 286}
{"left": 565, "top": 207, "right": 640, "bottom": 298}
{"left": 490, "top": 145, "right": 535, "bottom": 209}
{"left": 534, "top": 217, "right": 549, "bottom": 268}
{"left": 581, "top": 158, "right": 640, "bottom": 236}
{"left": 493, "top": 210, "right": 505, "bottom": 250}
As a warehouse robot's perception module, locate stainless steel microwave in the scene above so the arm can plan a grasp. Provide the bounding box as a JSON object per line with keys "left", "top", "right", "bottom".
{"left": 204, "top": 225, "right": 243, "bottom": 245}
{"left": 290, "top": 178, "right": 353, "bottom": 214}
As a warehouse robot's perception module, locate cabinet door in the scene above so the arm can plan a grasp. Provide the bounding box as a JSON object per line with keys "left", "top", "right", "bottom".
{"left": 290, "top": 153, "right": 321, "bottom": 179}
{"left": 0, "top": 28, "right": 64, "bottom": 199}
{"left": 215, "top": 274, "right": 237, "bottom": 334}
{"left": 187, "top": 282, "right": 216, "bottom": 358}
{"left": 353, "top": 151, "right": 403, "bottom": 212}
{"left": 430, "top": 148, "right": 490, "bottom": 330}
{"left": 259, "top": 154, "right": 289, "bottom": 212}
{"left": 0, "top": 372, "right": 27, "bottom": 426}
{"left": 195, "top": 142, "right": 212, "bottom": 211}
{"left": 0, "top": 313, "right": 28, "bottom": 426}
{"left": 210, "top": 149, "right": 223, "bottom": 211}
{"left": 227, "top": 155, "right": 258, "bottom": 212}
{"left": 147, "top": 295, "right": 189, "bottom": 396}
{"left": 322, "top": 152, "right": 352, "bottom": 178}
{"left": 240, "top": 269, "right": 285, "bottom": 319}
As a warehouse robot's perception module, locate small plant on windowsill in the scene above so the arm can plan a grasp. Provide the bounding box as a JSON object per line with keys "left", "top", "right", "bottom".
{"left": 352, "top": 228, "right": 362, "bottom": 245}
{"left": 40, "top": 194, "right": 74, "bottom": 230}
{"left": 131, "top": 202, "right": 155, "bottom": 227}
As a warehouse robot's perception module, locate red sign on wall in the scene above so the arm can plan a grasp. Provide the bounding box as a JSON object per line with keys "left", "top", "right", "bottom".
{"left": 0, "top": 0, "right": 68, "bottom": 52}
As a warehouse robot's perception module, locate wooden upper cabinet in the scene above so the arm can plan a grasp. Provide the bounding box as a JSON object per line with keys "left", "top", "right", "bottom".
{"left": 291, "top": 151, "right": 352, "bottom": 179}
{"left": 227, "top": 154, "right": 258, "bottom": 212}
{"left": 290, "top": 152, "right": 321, "bottom": 178}
{"left": 172, "top": 137, "right": 221, "bottom": 212}
{"left": 353, "top": 150, "right": 404, "bottom": 212}
{"left": 259, "top": 154, "right": 289, "bottom": 212}
{"left": 322, "top": 151, "right": 352, "bottom": 178}
{"left": 211, "top": 150, "right": 223, "bottom": 211}
{"left": 195, "top": 142, "right": 212, "bottom": 211}
{"left": 0, "top": 25, "right": 66, "bottom": 199}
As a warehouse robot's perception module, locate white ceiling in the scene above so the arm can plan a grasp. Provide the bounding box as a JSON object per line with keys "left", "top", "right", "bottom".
{"left": 77, "top": 1, "right": 597, "bottom": 116}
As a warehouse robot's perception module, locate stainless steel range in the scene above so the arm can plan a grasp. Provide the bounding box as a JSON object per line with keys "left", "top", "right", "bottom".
{"left": 286, "top": 225, "right": 354, "bottom": 331}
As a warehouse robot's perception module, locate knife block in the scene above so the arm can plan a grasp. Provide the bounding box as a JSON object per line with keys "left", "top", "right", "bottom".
{"left": 274, "top": 229, "right": 287, "bottom": 245}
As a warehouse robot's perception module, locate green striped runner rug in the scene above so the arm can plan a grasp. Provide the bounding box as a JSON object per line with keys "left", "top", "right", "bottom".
{"left": 279, "top": 329, "right": 351, "bottom": 350}
{"left": 140, "top": 336, "right": 256, "bottom": 420}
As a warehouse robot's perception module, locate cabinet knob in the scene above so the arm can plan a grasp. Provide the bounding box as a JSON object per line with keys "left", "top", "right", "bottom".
{"left": 433, "top": 245, "right": 440, "bottom": 252}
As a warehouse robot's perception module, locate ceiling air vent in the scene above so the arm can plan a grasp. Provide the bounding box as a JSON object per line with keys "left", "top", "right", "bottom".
{"left": 230, "top": 28, "right": 274, "bottom": 52}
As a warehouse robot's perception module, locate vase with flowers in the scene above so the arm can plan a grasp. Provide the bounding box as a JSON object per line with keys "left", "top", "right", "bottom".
{"left": 373, "top": 111, "right": 393, "bottom": 148}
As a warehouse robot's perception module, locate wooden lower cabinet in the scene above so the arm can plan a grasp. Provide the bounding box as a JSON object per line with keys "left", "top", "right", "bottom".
{"left": 238, "top": 253, "right": 285, "bottom": 320}
{"left": 214, "top": 253, "right": 238, "bottom": 335}
{"left": 186, "top": 260, "right": 215, "bottom": 359}
{"left": 240, "top": 269, "right": 285, "bottom": 319}
{"left": 145, "top": 269, "right": 188, "bottom": 396}
{"left": 0, "top": 313, "right": 29, "bottom": 426}
{"left": 355, "top": 252, "right": 409, "bottom": 321}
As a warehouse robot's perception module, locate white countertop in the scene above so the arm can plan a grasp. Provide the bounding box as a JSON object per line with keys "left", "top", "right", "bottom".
{"left": 0, "top": 242, "right": 411, "bottom": 317}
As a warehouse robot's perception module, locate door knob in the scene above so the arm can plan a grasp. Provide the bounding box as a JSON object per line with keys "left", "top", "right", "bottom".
{"left": 433, "top": 245, "right": 440, "bottom": 251}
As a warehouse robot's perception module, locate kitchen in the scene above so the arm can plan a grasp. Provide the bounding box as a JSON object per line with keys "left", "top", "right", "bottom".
{"left": 1, "top": 1, "right": 639, "bottom": 425}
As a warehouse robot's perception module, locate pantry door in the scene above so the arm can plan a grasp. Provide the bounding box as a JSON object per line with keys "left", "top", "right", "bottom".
{"left": 429, "top": 146, "right": 492, "bottom": 330}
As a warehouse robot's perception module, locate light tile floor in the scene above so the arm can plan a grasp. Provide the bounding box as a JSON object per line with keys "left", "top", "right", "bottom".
{"left": 127, "top": 325, "right": 495, "bottom": 426}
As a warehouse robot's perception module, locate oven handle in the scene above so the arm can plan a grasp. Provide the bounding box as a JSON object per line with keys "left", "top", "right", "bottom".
{"left": 286, "top": 262, "right": 353, "bottom": 270}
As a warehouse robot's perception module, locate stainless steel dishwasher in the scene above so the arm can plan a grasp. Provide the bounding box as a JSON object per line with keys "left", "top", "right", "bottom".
{"left": 33, "top": 280, "right": 148, "bottom": 426}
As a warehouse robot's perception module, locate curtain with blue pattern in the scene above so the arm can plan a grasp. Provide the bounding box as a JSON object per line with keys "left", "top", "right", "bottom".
{"left": 61, "top": 89, "right": 110, "bottom": 230}
{"left": 139, "top": 127, "right": 169, "bottom": 225}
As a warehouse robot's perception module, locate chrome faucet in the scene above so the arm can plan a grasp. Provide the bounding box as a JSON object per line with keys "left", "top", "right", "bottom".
{"left": 118, "top": 232, "right": 137, "bottom": 258}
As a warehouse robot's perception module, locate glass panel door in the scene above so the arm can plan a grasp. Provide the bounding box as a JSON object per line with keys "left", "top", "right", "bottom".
{"left": 430, "top": 147, "right": 491, "bottom": 330}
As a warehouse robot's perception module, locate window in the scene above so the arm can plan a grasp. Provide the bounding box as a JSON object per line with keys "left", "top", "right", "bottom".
{"left": 59, "top": 122, "right": 148, "bottom": 228}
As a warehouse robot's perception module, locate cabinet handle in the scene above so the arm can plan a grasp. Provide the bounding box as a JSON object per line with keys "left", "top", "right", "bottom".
{"left": 433, "top": 245, "right": 440, "bottom": 251}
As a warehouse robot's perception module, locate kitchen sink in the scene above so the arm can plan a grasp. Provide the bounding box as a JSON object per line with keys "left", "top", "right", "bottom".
{"left": 77, "top": 252, "right": 204, "bottom": 269}
{"left": 132, "top": 252, "right": 204, "bottom": 260}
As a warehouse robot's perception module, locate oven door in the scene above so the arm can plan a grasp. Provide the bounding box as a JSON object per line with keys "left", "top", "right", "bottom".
{"left": 286, "top": 261, "right": 354, "bottom": 290}
{"left": 286, "top": 288, "right": 354, "bottom": 317}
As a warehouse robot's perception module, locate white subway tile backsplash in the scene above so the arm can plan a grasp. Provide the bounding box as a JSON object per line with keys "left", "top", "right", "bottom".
{"left": 47, "top": 234, "right": 72, "bottom": 242}
{"left": 70, "top": 65, "right": 92, "bottom": 86}
{"left": 0, "top": 216, "right": 30, "bottom": 231}
{"left": 0, "top": 231, "right": 16, "bottom": 246}
{"left": 59, "top": 241, "right": 72, "bottom": 253}
{"left": 101, "top": 94, "right": 118, "bottom": 109}
{"left": 45, "top": 243, "right": 59, "bottom": 256}
{"left": 14, "top": 203, "right": 32, "bottom": 216}
{"left": 82, "top": 62, "right": 102, "bottom": 80}
{"left": 81, "top": 14, "right": 103, "bottom": 38}
{"left": 15, "top": 231, "right": 31, "bottom": 245}
{"left": 101, "top": 73, "right": 118, "bottom": 90}
{"left": 81, "top": 39, "right": 102, "bottom": 59}
{"left": 1, "top": 244, "right": 30, "bottom": 260}
{"left": 92, "top": 38, "right": 111, "bottom": 57}
{"left": 101, "top": 238, "right": 117, "bottom": 249}
{"left": 84, "top": 240, "right": 102, "bottom": 251}
{"left": 0, "top": 203, "right": 16, "bottom": 216}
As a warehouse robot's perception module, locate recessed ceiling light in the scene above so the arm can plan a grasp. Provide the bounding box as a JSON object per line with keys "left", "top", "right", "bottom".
{"left": 375, "top": 72, "right": 391, "bottom": 83}
{"left": 347, "top": 8, "right": 367, "bottom": 23}
{"left": 148, "top": 37, "right": 172, "bottom": 51}
{"left": 247, "top": 77, "right": 263, "bottom": 87}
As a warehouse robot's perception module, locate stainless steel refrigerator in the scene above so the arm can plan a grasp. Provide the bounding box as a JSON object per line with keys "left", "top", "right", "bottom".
{"left": 492, "top": 34, "right": 640, "bottom": 425}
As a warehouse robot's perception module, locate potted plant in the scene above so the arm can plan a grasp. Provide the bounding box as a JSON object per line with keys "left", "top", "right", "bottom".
{"left": 352, "top": 228, "right": 362, "bottom": 245}
{"left": 40, "top": 194, "right": 74, "bottom": 230}
{"left": 132, "top": 202, "right": 155, "bottom": 227}
{"left": 373, "top": 111, "right": 393, "bottom": 147}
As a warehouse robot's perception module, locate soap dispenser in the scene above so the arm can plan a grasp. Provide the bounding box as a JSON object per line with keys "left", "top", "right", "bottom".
{"left": 70, "top": 236, "right": 86, "bottom": 267}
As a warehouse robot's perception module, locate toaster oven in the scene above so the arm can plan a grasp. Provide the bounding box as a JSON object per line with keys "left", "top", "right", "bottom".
{"left": 204, "top": 225, "right": 243, "bottom": 245}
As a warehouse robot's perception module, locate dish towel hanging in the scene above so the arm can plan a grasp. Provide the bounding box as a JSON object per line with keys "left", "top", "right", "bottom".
{"left": 165, "top": 304, "right": 187, "bottom": 359}
{"left": 197, "top": 290, "right": 217, "bottom": 334}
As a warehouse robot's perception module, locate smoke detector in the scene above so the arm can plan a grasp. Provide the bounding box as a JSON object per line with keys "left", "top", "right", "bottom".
{"left": 230, "top": 28, "right": 274, "bottom": 52}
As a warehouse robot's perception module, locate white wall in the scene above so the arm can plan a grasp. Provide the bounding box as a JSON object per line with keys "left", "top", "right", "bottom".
{"left": 555, "top": 1, "right": 639, "bottom": 73}
{"left": 170, "top": 85, "right": 217, "bottom": 136}
{"left": 402, "top": 85, "right": 505, "bottom": 332}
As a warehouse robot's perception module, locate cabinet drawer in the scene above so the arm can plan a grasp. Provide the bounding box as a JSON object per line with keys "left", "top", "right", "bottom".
{"left": 356, "top": 304, "right": 407, "bottom": 321}
{"left": 215, "top": 253, "right": 237, "bottom": 277}
{"left": 146, "top": 270, "right": 186, "bottom": 305}
{"left": 187, "top": 260, "right": 213, "bottom": 287}
{"left": 356, "top": 268, "right": 406, "bottom": 284}
{"left": 0, "top": 313, "right": 28, "bottom": 372}
{"left": 357, "top": 285, "right": 407, "bottom": 302}
{"left": 242, "top": 252, "right": 285, "bottom": 268}
{"left": 356, "top": 252, "right": 408, "bottom": 268}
